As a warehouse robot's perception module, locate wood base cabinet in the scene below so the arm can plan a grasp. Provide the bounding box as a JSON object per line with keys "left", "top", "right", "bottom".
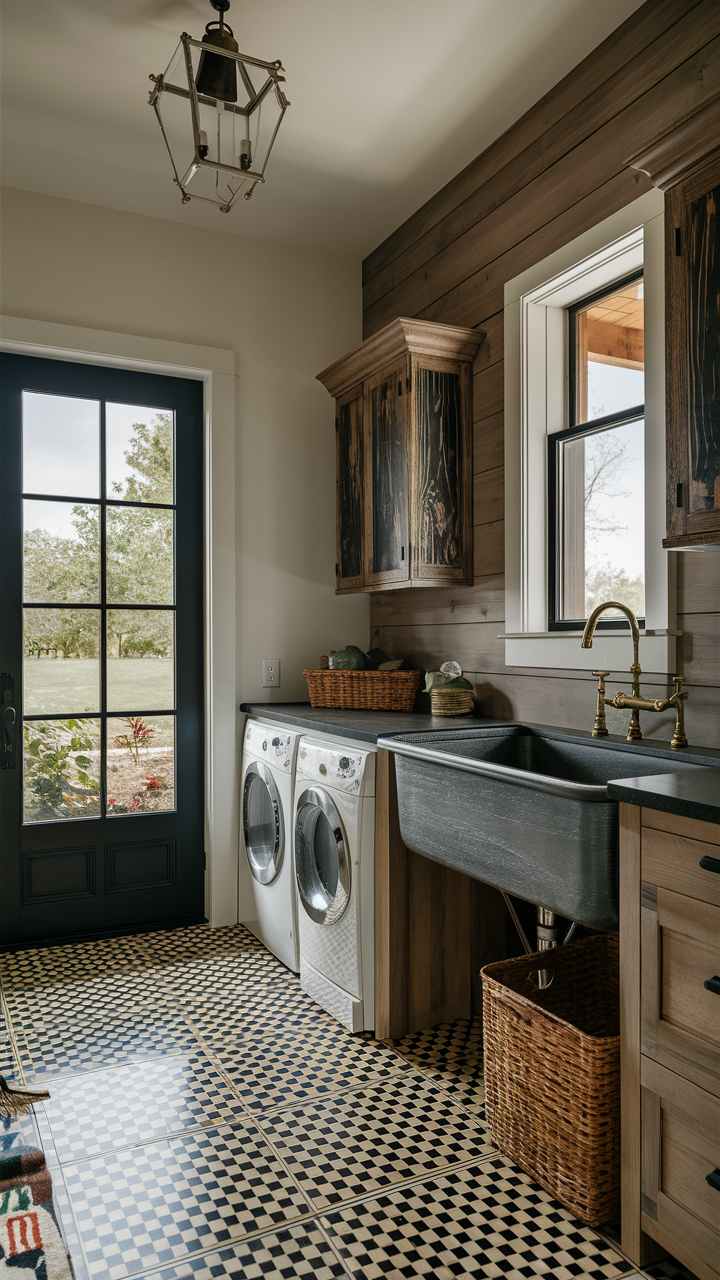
{"left": 621, "top": 804, "right": 720, "bottom": 1278}
{"left": 317, "top": 318, "right": 484, "bottom": 593}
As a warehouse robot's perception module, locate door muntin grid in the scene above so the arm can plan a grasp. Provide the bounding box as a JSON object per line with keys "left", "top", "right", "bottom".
{"left": 21, "top": 392, "right": 177, "bottom": 823}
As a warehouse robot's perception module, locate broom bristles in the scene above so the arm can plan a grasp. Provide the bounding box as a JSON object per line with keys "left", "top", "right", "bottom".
{"left": 0, "top": 1075, "right": 50, "bottom": 1117}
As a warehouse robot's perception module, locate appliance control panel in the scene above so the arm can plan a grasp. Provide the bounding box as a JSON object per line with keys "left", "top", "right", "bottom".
{"left": 296, "top": 739, "right": 369, "bottom": 793}
{"left": 244, "top": 721, "right": 294, "bottom": 772}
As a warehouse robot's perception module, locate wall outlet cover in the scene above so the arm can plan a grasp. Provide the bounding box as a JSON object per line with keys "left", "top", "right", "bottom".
{"left": 262, "top": 659, "right": 281, "bottom": 688}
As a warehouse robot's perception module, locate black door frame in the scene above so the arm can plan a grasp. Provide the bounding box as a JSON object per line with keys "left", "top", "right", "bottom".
{"left": 0, "top": 353, "right": 206, "bottom": 946}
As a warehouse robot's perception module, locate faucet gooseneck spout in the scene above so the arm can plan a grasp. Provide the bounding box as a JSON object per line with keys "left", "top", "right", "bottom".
{"left": 581, "top": 601, "right": 642, "bottom": 740}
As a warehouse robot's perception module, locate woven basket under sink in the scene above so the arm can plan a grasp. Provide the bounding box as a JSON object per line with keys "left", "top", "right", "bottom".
{"left": 481, "top": 933, "right": 620, "bottom": 1226}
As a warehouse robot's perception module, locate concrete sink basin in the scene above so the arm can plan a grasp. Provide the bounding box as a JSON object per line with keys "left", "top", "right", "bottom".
{"left": 378, "top": 724, "right": 713, "bottom": 930}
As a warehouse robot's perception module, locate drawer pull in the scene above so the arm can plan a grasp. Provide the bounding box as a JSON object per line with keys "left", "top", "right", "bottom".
{"left": 704, "top": 975, "right": 720, "bottom": 996}
{"left": 699, "top": 855, "right": 720, "bottom": 874}
{"left": 706, "top": 1168, "right": 720, "bottom": 1193}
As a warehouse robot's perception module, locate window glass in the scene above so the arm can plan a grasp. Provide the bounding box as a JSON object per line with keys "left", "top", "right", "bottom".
{"left": 552, "top": 274, "right": 645, "bottom": 625}
{"left": 556, "top": 418, "right": 645, "bottom": 621}
{"left": 573, "top": 278, "right": 644, "bottom": 424}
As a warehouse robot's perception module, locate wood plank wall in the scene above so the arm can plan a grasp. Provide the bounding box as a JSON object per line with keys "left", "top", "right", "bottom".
{"left": 364, "top": 0, "right": 720, "bottom": 750}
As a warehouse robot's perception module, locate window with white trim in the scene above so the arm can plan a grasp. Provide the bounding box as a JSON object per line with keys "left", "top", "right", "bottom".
{"left": 503, "top": 190, "right": 678, "bottom": 675}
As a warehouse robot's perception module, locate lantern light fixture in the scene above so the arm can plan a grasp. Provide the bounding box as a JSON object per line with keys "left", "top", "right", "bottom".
{"left": 148, "top": 0, "right": 289, "bottom": 213}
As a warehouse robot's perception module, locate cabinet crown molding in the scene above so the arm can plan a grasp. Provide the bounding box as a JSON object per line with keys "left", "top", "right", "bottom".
{"left": 625, "top": 90, "right": 720, "bottom": 191}
{"left": 317, "top": 316, "right": 484, "bottom": 399}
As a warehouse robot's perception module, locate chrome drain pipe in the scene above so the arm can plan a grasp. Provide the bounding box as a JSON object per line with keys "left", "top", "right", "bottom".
{"left": 537, "top": 906, "right": 557, "bottom": 989}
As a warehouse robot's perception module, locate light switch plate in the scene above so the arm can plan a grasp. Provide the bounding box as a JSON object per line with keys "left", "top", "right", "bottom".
{"left": 262, "top": 659, "right": 281, "bottom": 688}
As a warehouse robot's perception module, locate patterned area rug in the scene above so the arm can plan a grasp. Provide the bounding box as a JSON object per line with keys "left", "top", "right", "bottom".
{"left": 0, "top": 1130, "right": 72, "bottom": 1278}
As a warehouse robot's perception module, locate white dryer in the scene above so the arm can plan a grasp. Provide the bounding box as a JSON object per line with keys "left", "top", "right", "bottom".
{"left": 239, "top": 718, "right": 301, "bottom": 972}
{"left": 293, "top": 736, "right": 375, "bottom": 1032}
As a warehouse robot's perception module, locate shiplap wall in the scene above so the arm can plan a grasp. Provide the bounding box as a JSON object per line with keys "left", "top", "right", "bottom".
{"left": 364, "top": 0, "right": 720, "bottom": 750}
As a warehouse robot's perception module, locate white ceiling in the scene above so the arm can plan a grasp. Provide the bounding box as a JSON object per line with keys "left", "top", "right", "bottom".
{"left": 1, "top": 0, "right": 645, "bottom": 258}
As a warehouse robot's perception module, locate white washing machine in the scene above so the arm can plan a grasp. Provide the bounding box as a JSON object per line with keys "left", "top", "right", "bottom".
{"left": 293, "top": 736, "right": 375, "bottom": 1032}
{"left": 239, "top": 718, "right": 301, "bottom": 972}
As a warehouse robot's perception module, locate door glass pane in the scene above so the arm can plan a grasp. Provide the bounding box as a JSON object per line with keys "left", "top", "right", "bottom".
{"left": 23, "top": 717, "right": 101, "bottom": 823}
{"left": 337, "top": 397, "right": 363, "bottom": 581}
{"left": 23, "top": 392, "right": 100, "bottom": 498}
{"left": 24, "top": 609, "right": 100, "bottom": 714}
{"left": 574, "top": 278, "right": 644, "bottom": 423}
{"left": 106, "top": 610, "right": 174, "bottom": 711}
{"left": 106, "top": 507, "right": 174, "bottom": 605}
{"left": 24, "top": 501, "right": 100, "bottom": 603}
{"left": 557, "top": 418, "right": 645, "bottom": 621}
{"left": 106, "top": 403, "right": 174, "bottom": 504}
{"left": 107, "top": 715, "right": 174, "bottom": 814}
{"left": 244, "top": 773, "right": 279, "bottom": 880}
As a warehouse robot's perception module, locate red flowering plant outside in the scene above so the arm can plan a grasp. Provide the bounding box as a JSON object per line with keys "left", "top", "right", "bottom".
{"left": 114, "top": 716, "right": 155, "bottom": 763}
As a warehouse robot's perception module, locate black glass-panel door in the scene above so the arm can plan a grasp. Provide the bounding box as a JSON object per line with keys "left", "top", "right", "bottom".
{"left": 0, "top": 355, "right": 204, "bottom": 944}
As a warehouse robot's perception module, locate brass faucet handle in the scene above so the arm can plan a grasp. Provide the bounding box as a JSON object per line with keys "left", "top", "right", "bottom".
{"left": 591, "top": 672, "right": 610, "bottom": 737}
{"left": 672, "top": 675, "right": 685, "bottom": 695}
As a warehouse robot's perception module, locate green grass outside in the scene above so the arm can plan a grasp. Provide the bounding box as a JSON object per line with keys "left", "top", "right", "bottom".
{"left": 23, "top": 657, "right": 174, "bottom": 715}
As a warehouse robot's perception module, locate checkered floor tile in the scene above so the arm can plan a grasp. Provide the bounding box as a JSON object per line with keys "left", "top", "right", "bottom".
{"left": 216, "top": 1025, "right": 409, "bottom": 1114}
{"left": 181, "top": 980, "right": 338, "bottom": 1043}
{"left": 0, "top": 935, "right": 152, "bottom": 991}
{"left": 36, "top": 1052, "right": 246, "bottom": 1161}
{"left": 64, "top": 1121, "right": 309, "bottom": 1279}
{"left": 144, "top": 924, "right": 269, "bottom": 964}
{"left": 322, "top": 1156, "right": 633, "bottom": 1279}
{"left": 152, "top": 952, "right": 291, "bottom": 1006}
{"left": 133, "top": 1222, "right": 349, "bottom": 1279}
{"left": 391, "top": 1017, "right": 485, "bottom": 1111}
{"left": 259, "top": 1077, "right": 494, "bottom": 1210}
{"left": 12, "top": 1001, "right": 199, "bottom": 1080}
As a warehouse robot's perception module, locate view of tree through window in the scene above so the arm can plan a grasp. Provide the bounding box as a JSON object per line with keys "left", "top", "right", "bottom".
{"left": 551, "top": 274, "right": 645, "bottom": 625}
{"left": 22, "top": 394, "right": 176, "bottom": 822}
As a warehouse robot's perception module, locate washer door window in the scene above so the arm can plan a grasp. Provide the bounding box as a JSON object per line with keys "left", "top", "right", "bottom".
{"left": 243, "top": 762, "right": 283, "bottom": 885}
{"left": 295, "top": 787, "right": 350, "bottom": 925}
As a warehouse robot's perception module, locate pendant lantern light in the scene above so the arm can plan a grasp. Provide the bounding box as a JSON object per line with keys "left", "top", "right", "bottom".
{"left": 148, "top": 0, "right": 289, "bottom": 213}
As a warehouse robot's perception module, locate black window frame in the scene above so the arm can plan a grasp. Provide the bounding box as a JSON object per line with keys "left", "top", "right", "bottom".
{"left": 548, "top": 268, "right": 645, "bottom": 632}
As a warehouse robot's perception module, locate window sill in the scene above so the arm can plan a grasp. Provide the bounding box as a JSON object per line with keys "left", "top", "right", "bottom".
{"left": 502, "top": 630, "right": 680, "bottom": 674}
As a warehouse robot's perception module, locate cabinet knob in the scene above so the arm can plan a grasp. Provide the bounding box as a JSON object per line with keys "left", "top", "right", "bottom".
{"left": 706, "top": 1168, "right": 720, "bottom": 1193}
{"left": 700, "top": 855, "right": 720, "bottom": 875}
{"left": 704, "top": 975, "right": 720, "bottom": 996}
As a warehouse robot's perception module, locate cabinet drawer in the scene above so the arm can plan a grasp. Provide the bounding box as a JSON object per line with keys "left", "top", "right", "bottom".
{"left": 642, "top": 886, "right": 720, "bottom": 1095}
{"left": 641, "top": 1057, "right": 720, "bottom": 1279}
{"left": 642, "top": 826, "right": 720, "bottom": 907}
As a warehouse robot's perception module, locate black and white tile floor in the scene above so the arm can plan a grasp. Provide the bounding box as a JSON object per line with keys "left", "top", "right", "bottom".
{"left": 0, "top": 924, "right": 701, "bottom": 1280}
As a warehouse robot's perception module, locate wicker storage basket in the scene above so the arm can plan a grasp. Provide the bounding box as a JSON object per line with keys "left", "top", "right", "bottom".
{"left": 430, "top": 688, "right": 475, "bottom": 716}
{"left": 303, "top": 669, "right": 420, "bottom": 712}
{"left": 481, "top": 933, "right": 619, "bottom": 1226}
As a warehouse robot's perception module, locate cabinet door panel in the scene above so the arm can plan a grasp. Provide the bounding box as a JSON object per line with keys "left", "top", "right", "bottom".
{"left": 336, "top": 390, "right": 364, "bottom": 592}
{"left": 415, "top": 367, "right": 462, "bottom": 574}
{"left": 367, "top": 368, "right": 409, "bottom": 585}
{"left": 688, "top": 181, "right": 720, "bottom": 519}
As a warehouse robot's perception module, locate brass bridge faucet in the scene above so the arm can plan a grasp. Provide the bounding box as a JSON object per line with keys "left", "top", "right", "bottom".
{"left": 580, "top": 600, "right": 688, "bottom": 749}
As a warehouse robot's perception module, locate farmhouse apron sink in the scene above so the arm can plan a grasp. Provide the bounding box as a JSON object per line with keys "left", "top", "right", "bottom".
{"left": 378, "top": 724, "right": 712, "bottom": 930}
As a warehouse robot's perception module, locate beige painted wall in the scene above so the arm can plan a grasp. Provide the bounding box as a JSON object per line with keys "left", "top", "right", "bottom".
{"left": 0, "top": 185, "right": 370, "bottom": 704}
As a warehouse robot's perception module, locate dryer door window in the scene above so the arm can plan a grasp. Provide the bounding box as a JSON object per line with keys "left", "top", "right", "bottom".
{"left": 243, "top": 762, "right": 283, "bottom": 885}
{"left": 295, "top": 787, "right": 351, "bottom": 925}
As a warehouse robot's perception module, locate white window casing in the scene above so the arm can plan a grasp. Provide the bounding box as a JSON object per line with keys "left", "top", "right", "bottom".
{"left": 503, "top": 189, "right": 678, "bottom": 674}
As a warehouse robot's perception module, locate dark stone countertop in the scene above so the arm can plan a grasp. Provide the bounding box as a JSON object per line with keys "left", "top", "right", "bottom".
{"left": 241, "top": 703, "right": 720, "bottom": 822}
{"left": 608, "top": 768, "right": 720, "bottom": 825}
{"left": 240, "top": 701, "right": 498, "bottom": 744}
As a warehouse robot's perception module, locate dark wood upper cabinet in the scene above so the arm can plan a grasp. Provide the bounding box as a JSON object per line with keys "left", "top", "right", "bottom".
{"left": 627, "top": 95, "right": 720, "bottom": 549}
{"left": 318, "top": 318, "right": 483, "bottom": 594}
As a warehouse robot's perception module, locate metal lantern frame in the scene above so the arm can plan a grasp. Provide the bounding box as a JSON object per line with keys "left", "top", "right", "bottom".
{"left": 149, "top": 31, "right": 289, "bottom": 212}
